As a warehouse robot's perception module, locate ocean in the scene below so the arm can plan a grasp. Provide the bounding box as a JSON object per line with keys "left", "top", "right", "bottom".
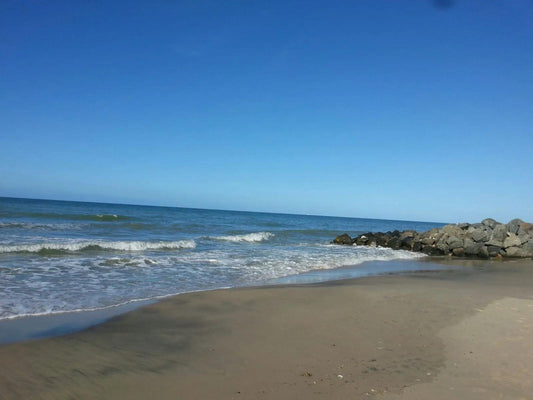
{"left": 0, "top": 197, "right": 445, "bottom": 321}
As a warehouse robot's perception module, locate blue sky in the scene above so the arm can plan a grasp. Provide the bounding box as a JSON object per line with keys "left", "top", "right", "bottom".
{"left": 1, "top": 0, "right": 532, "bottom": 223}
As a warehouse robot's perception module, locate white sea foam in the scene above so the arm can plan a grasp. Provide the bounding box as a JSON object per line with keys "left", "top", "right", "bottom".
{"left": 0, "top": 198, "right": 448, "bottom": 324}
{"left": 0, "top": 244, "right": 429, "bottom": 321}
{"left": 211, "top": 232, "right": 274, "bottom": 243}
{"left": 0, "top": 239, "right": 196, "bottom": 253}
{"left": 0, "top": 242, "right": 425, "bottom": 321}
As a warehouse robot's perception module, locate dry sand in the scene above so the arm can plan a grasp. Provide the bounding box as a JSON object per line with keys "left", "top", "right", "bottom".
{"left": 0, "top": 259, "right": 532, "bottom": 399}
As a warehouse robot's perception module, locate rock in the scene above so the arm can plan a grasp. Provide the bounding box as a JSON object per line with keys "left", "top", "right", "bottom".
{"left": 413, "top": 241, "right": 423, "bottom": 252}
{"left": 471, "top": 228, "right": 490, "bottom": 243}
{"left": 518, "top": 232, "right": 530, "bottom": 246}
{"left": 376, "top": 234, "right": 390, "bottom": 247}
{"left": 486, "top": 245, "right": 502, "bottom": 257}
{"left": 436, "top": 243, "right": 450, "bottom": 254}
{"left": 446, "top": 235, "right": 463, "bottom": 250}
{"left": 442, "top": 224, "right": 463, "bottom": 236}
{"left": 504, "top": 246, "right": 528, "bottom": 258}
{"left": 334, "top": 218, "right": 533, "bottom": 259}
{"left": 485, "top": 238, "right": 504, "bottom": 247}
{"left": 490, "top": 224, "right": 508, "bottom": 242}
{"left": 419, "top": 229, "right": 443, "bottom": 246}
{"left": 388, "top": 237, "right": 401, "bottom": 250}
{"left": 521, "top": 241, "right": 533, "bottom": 257}
{"left": 399, "top": 230, "right": 416, "bottom": 240}
{"left": 518, "top": 222, "right": 533, "bottom": 236}
{"left": 507, "top": 219, "right": 524, "bottom": 235}
{"left": 422, "top": 245, "right": 443, "bottom": 256}
{"left": 452, "top": 247, "right": 465, "bottom": 257}
{"left": 464, "top": 242, "right": 482, "bottom": 256}
{"left": 353, "top": 233, "right": 372, "bottom": 245}
{"left": 463, "top": 237, "right": 474, "bottom": 249}
{"left": 503, "top": 233, "right": 522, "bottom": 248}
{"left": 400, "top": 237, "right": 414, "bottom": 250}
{"left": 333, "top": 234, "right": 352, "bottom": 245}
{"left": 477, "top": 246, "right": 489, "bottom": 259}
{"left": 481, "top": 218, "right": 499, "bottom": 228}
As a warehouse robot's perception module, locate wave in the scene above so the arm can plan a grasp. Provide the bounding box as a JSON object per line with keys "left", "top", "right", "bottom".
{"left": 0, "top": 240, "right": 196, "bottom": 254}
{"left": 209, "top": 232, "right": 274, "bottom": 243}
{"left": 0, "top": 221, "right": 82, "bottom": 230}
{"left": 89, "top": 214, "right": 130, "bottom": 222}
{"left": 0, "top": 245, "right": 430, "bottom": 321}
{"left": 0, "top": 212, "right": 132, "bottom": 222}
{"left": 275, "top": 229, "right": 365, "bottom": 238}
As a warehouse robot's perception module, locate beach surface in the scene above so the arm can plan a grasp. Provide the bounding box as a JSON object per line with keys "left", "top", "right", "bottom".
{"left": 1, "top": 259, "right": 532, "bottom": 399}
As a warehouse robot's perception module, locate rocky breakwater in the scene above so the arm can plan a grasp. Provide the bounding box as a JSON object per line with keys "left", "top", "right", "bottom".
{"left": 333, "top": 218, "right": 533, "bottom": 259}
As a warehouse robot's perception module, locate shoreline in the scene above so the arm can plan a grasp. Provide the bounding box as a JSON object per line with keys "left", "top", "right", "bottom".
{"left": 0, "top": 258, "right": 455, "bottom": 344}
{"left": 1, "top": 258, "right": 532, "bottom": 399}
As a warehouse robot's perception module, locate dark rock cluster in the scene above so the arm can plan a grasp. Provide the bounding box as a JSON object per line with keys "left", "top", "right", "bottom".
{"left": 333, "top": 218, "right": 533, "bottom": 259}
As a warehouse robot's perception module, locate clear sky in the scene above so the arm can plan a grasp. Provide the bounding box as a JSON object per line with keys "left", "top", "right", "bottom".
{"left": 1, "top": 0, "right": 532, "bottom": 223}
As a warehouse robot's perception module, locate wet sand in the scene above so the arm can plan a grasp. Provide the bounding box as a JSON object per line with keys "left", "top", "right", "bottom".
{"left": 0, "top": 259, "right": 532, "bottom": 399}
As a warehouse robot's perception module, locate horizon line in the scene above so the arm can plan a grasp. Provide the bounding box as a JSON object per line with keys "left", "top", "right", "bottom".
{"left": 0, "top": 195, "right": 447, "bottom": 225}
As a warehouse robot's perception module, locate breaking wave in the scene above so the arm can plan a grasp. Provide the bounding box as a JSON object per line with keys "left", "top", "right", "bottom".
{"left": 0, "top": 240, "right": 196, "bottom": 254}
{"left": 209, "top": 232, "right": 274, "bottom": 243}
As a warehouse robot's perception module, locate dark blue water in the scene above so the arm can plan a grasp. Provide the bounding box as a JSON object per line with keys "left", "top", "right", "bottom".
{"left": 0, "top": 197, "right": 445, "bottom": 320}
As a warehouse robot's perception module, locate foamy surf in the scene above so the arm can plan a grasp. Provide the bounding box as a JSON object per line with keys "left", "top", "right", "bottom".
{"left": 0, "top": 239, "right": 196, "bottom": 253}
{"left": 210, "top": 232, "right": 275, "bottom": 242}
{"left": 0, "top": 197, "right": 445, "bottom": 323}
{"left": 0, "top": 246, "right": 425, "bottom": 321}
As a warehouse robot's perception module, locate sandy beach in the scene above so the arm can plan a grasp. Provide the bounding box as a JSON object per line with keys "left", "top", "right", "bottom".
{"left": 1, "top": 258, "right": 532, "bottom": 400}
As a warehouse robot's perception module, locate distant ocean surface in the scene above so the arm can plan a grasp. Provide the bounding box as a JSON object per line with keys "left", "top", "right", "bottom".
{"left": 0, "top": 197, "right": 445, "bottom": 320}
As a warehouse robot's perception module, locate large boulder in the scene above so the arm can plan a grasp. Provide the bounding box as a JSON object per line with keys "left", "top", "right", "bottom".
{"left": 486, "top": 245, "right": 502, "bottom": 257}
{"left": 471, "top": 228, "right": 490, "bottom": 243}
{"left": 376, "top": 234, "right": 391, "bottom": 247}
{"left": 442, "top": 224, "right": 463, "bottom": 237}
{"left": 436, "top": 239, "right": 450, "bottom": 254}
{"left": 477, "top": 245, "right": 489, "bottom": 259}
{"left": 419, "top": 228, "right": 442, "bottom": 246}
{"left": 520, "top": 241, "right": 533, "bottom": 257}
{"left": 504, "top": 246, "right": 529, "bottom": 258}
{"left": 446, "top": 235, "right": 463, "bottom": 250}
{"left": 464, "top": 240, "right": 483, "bottom": 256}
{"left": 399, "top": 230, "right": 416, "bottom": 240}
{"left": 481, "top": 218, "right": 499, "bottom": 229}
{"left": 503, "top": 233, "right": 522, "bottom": 249}
{"left": 333, "top": 234, "right": 353, "bottom": 245}
{"left": 387, "top": 237, "right": 401, "bottom": 250}
{"left": 400, "top": 236, "right": 414, "bottom": 250}
{"left": 353, "top": 234, "right": 368, "bottom": 245}
{"left": 486, "top": 238, "right": 504, "bottom": 247}
{"left": 489, "top": 224, "right": 508, "bottom": 244}
{"left": 421, "top": 245, "right": 443, "bottom": 256}
{"left": 507, "top": 219, "right": 524, "bottom": 235}
{"left": 518, "top": 222, "right": 533, "bottom": 236}
{"left": 412, "top": 241, "right": 424, "bottom": 252}
{"left": 452, "top": 247, "right": 465, "bottom": 257}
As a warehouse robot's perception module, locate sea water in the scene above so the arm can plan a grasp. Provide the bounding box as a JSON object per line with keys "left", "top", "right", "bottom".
{"left": 0, "top": 197, "right": 445, "bottom": 321}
